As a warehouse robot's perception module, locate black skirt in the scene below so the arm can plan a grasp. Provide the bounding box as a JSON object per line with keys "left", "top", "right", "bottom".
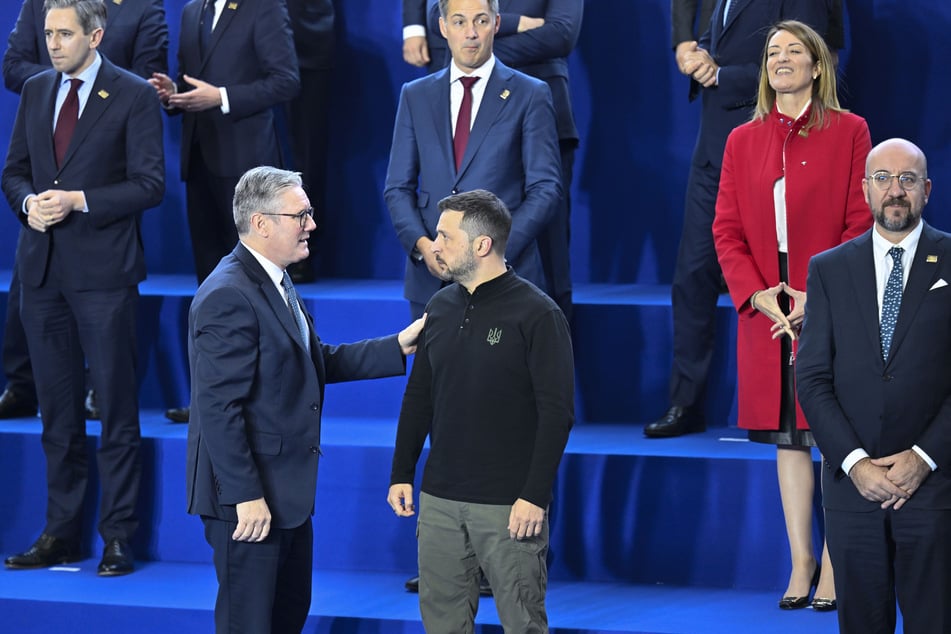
{"left": 748, "top": 252, "right": 816, "bottom": 448}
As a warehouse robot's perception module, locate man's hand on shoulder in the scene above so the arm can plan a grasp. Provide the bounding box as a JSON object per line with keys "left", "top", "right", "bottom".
{"left": 398, "top": 314, "right": 427, "bottom": 355}
{"left": 233, "top": 497, "right": 271, "bottom": 542}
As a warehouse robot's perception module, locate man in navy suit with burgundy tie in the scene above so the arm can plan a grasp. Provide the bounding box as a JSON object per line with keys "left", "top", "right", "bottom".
{"left": 386, "top": 0, "right": 562, "bottom": 320}
{"left": 1, "top": 0, "right": 164, "bottom": 576}
{"left": 798, "top": 139, "right": 951, "bottom": 633}
{"left": 187, "top": 166, "right": 423, "bottom": 632}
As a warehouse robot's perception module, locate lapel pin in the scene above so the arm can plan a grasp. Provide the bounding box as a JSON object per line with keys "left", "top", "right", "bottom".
{"left": 927, "top": 255, "right": 938, "bottom": 263}
{"left": 112, "top": 0, "right": 122, "bottom": 5}
{"left": 98, "top": 89, "right": 110, "bottom": 99}
{"left": 499, "top": 89, "right": 510, "bottom": 100}
{"left": 227, "top": 2, "right": 238, "bottom": 9}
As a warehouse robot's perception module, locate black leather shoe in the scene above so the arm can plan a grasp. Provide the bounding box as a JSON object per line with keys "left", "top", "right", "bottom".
{"left": 644, "top": 406, "right": 705, "bottom": 438}
{"left": 404, "top": 575, "right": 419, "bottom": 592}
{"left": 165, "top": 406, "right": 189, "bottom": 423}
{"left": 84, "top": 389, "right": 100, "bottom": 420}
{"left": 811, "top": 598, "right": 837, "bottom": 611}
{"left": 5, "top": 533, "right": 81, "bottom": 569}
{"left": 0, "top": 388, "right": 37, "bottom": 419}
{"left": 97, "top": 538, "right": 134, "bottom": 577}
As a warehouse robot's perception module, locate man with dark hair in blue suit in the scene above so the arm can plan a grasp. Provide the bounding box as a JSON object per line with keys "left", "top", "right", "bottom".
{"left": 0, "top": 0, "right": 168, "bottom": 421}
{"left": 149, "top": 0, "right": 300, "bottom": 423}
{"left": 187, "top": 166, "right": 423, "bottom": 633}
{"left": 1, "top": 0, "right": 164, "bottom": 576}
{"left": 645, "top": 0, "right": 832, "bottom": 437}
{"left": 401, "top": 0, "right": 581, "bottom": 321}
{"left": 386, "top": 0, "right": 563, "bottom": 321}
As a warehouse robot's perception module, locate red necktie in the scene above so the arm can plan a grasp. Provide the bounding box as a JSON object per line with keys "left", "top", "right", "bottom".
{"left": 53, "top": 78, "right": 83, "bottom": 168}
{"left": 453, "top": 76, "right": 480, "bottom": 171}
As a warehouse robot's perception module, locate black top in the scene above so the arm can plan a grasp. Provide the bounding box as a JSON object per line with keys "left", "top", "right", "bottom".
{"left": 391, "top": 269, "right": 574, "bottom": 508}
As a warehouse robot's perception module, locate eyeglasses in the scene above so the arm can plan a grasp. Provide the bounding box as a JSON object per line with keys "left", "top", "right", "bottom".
{"left": 261, "top": 207, "right": 315, "bottom": 228}
{"left": 866, "top": 171, "right": 923, "bottom": 191}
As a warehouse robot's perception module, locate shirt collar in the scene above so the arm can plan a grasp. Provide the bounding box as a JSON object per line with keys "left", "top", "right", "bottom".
{"left": 449, "top": 54, "right": 495, "bottom": 85}
{"left": 872, "top": 219, "right": 923, "bottom": 261}
{"left": 62, "top": 51, "right": 102, "bottom": 86}
{"left": 241, "top": 240, "right": 285, "bottom": 288}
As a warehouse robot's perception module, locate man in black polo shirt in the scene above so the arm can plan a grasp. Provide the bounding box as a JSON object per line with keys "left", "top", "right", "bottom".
{"left": 387, "top": 188, "right": 574, "bottom": 632}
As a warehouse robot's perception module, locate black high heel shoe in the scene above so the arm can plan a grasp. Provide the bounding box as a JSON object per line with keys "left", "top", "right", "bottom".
{"left": 778, "top": 564, "right": 820, "bottom": 610}
{"left": 811, "top": 597, "right": 837, "bottom": 611}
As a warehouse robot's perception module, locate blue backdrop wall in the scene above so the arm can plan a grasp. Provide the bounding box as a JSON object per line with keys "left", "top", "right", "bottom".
{"left": 0, "top": 0, "right": 948, "bottom": 284}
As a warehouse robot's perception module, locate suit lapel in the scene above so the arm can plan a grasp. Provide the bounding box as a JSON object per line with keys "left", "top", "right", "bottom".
{"left": 58, "top": 60, "right": 119, "bottom": 173}
{"left": 202, "top": 0, "right": 240, "bottom": 70}
{"left": 235, "top": 245, "right": 312, "bottom": 352}
{"left": 721, "top": 0, "right": 751, "bottom": 34}
{"left": 887, "top": 224, "right": 944, "bottom": 364}
{"left": 428, "top": 70, "right": 454, "bottom": 175}
{"left": 843, "top": 231, "right": 883, "bottom": 365}
{"left": 455, "top": 62, "right": 511, "bottom": 180}
{"left": 41, "top": 73, "right": 60, "bottom": 173}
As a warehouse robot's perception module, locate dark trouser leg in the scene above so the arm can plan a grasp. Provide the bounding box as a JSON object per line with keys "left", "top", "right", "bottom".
{"left": 3, "top": 264, "right": 36, "bottom": 403}
{"left": 537, "top": 141, "right": 575, "bottom": 322}
{"left": 185, "top": 145, "right": 240, "bottom": 284}
{"left": 669, "top": 160, "right": 722, "bottom": 409}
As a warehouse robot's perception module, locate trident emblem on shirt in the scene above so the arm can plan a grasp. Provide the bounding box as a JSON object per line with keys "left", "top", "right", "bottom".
{"left": 486, "top": 328, "right": 502, "bottom": 346}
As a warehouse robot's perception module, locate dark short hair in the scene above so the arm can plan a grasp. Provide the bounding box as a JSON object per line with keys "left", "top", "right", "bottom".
{"left": 439, "top": 0, "right": 499, "bottom": 19}
{"left": 437, "top": 189, "right": 511, "bottom": 254}
{"left": 44, "top": 0, "right": 107, "bottom": 34}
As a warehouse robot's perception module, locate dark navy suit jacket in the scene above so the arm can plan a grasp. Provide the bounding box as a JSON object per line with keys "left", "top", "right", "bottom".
{"left": 172, "top": 0, "right": 299, "bottom": 179}
{"left": 2, "top": 0, "right": 168, "bottom": 92}
{"left": 1, "top": 56, "right": 165, "bottom": 290}
{"left": 384, "top": 59, "right": 562, "bottom": 306}
{"left": 186, "top": 243, "right": 406, "bottom": 528}
{"left": 798, "top": 223, "right": 951, "bottom": 512}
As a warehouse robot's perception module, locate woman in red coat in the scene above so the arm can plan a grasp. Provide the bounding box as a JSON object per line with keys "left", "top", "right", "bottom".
{"left": 713, "top": 20, "right": 871, "bottom": 612}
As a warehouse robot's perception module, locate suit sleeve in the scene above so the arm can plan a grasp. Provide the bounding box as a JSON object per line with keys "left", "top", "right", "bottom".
{"left": 191, "top": 286, "right": 267, "bottom": 506}
{"left": 672, "top": 0, "right": 700, "bottom": 47}
{"left": 505, "top": 81, "right": 563, "bottom": 262}
{"left": 796, "top": 255, "right": 866, "bottom": 473}
{"left": 319, "top": 334, "right": 406, "bottom": 384}
{"left": 84, "top": 80, "right": 165, "bottom": 227}
{"left": 402, "top": 0, "right": 426, "bottom": 27}
{"left": 493, "top": 0, "right": 583, "bottom": 66}
{"left": 712, "top": 131, "right": 766, "bottom": 314}
{"left": 128, "top": 0, "right": 170, "bottom": 78}
{"left": 384, "top": 84, "right": 429, "bottom": 255}
{"left": 1, "top": 77, "right": 37, "bottom": 223}
{"left": 2, "top": 0, "right": 46, "bottom": 94}
{"left": 218, "top": 0, "right": 300, "bottom": 120}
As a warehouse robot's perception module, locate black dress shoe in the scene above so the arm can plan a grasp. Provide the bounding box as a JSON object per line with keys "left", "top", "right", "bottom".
{"left": 98, "top": 538, "right": 134, "bottom": 577}
{"left": 84, "top": 389, "right": 100, "bottom": 420}
{"left": 404, "top": 575, "right": 419, "bottom": 592}
{"left": 165, "top": 406, "right": 189, "bottom": 423}
{"left": 811, "top": 597, "right": 837, "bottom": 611}
{"left": 644, "top": 406, "right": 705, "bottom": 438}
{"left": 5, "top": 533, "right": 81, "bottom": 569}
{"left": 0, "top": 388, "right": 37, "bottom": 419}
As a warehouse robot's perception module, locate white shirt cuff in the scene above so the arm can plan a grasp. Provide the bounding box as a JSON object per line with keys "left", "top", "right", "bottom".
{"left": 843, "top": 448, "right": 870, "bottom": 476}
{"left": 219, "top": 87, "right": 230, "bottom": 114}
{"left": 912, "top": 445, "right": 938, "bottom": 471}
{"left": 403, "top": 25, "right": 426, "bottom": 40}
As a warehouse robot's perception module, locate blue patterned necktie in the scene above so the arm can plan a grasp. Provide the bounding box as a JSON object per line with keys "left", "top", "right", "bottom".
{"left": 281, "top": 271, "right": 310, "bottom": 351}
{"left": 880, "top": 246, "right": 904, "bottom": 361}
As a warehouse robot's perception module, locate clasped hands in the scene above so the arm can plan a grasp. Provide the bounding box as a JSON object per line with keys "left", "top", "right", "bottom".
{"left": 26, "top": 190, "right": 79, "bottom": 232}
{"left": 850, "top": 450, "right": 931, "bottom": 510}
{"left": 675, "top": 41, "right": 718, "bottom": 87}
{"left": 751, "top": 282, "right": 806, "bottom": 340}
{"left": 148, "top": 72, "right": 222, "bottom": 112}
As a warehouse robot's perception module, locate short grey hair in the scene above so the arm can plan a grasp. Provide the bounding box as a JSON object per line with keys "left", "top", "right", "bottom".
{"left": 232, "top": 166, "right": 302, "bottom": 235}
{"left": 439, "top": 0, "right": 499, "bottom": 18}
{"left": 44, "top": 0, "right": 107, "bottom": 34}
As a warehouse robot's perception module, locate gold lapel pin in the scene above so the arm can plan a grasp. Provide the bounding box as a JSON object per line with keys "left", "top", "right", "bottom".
{"left": 927, "top": 255, "right": 938, "bottom": 263}
{"left": 499, "top": 89, "right": 510, "bottom": 100}
{"left": 98, "top": 89, "right": 110, "bottom": 99}
{"left": 227, "top": 2, "right": 238, "bottom": 9}
{"left": 112, "top": 0, "right": 122, "bottom": 5}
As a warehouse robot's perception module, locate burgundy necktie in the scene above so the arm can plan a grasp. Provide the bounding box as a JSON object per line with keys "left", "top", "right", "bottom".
{"left": 53, "top": 78, "right": 82, "bottom": 168}
{"left": 453, "top": 76, "right": 480, "bottom": 171}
